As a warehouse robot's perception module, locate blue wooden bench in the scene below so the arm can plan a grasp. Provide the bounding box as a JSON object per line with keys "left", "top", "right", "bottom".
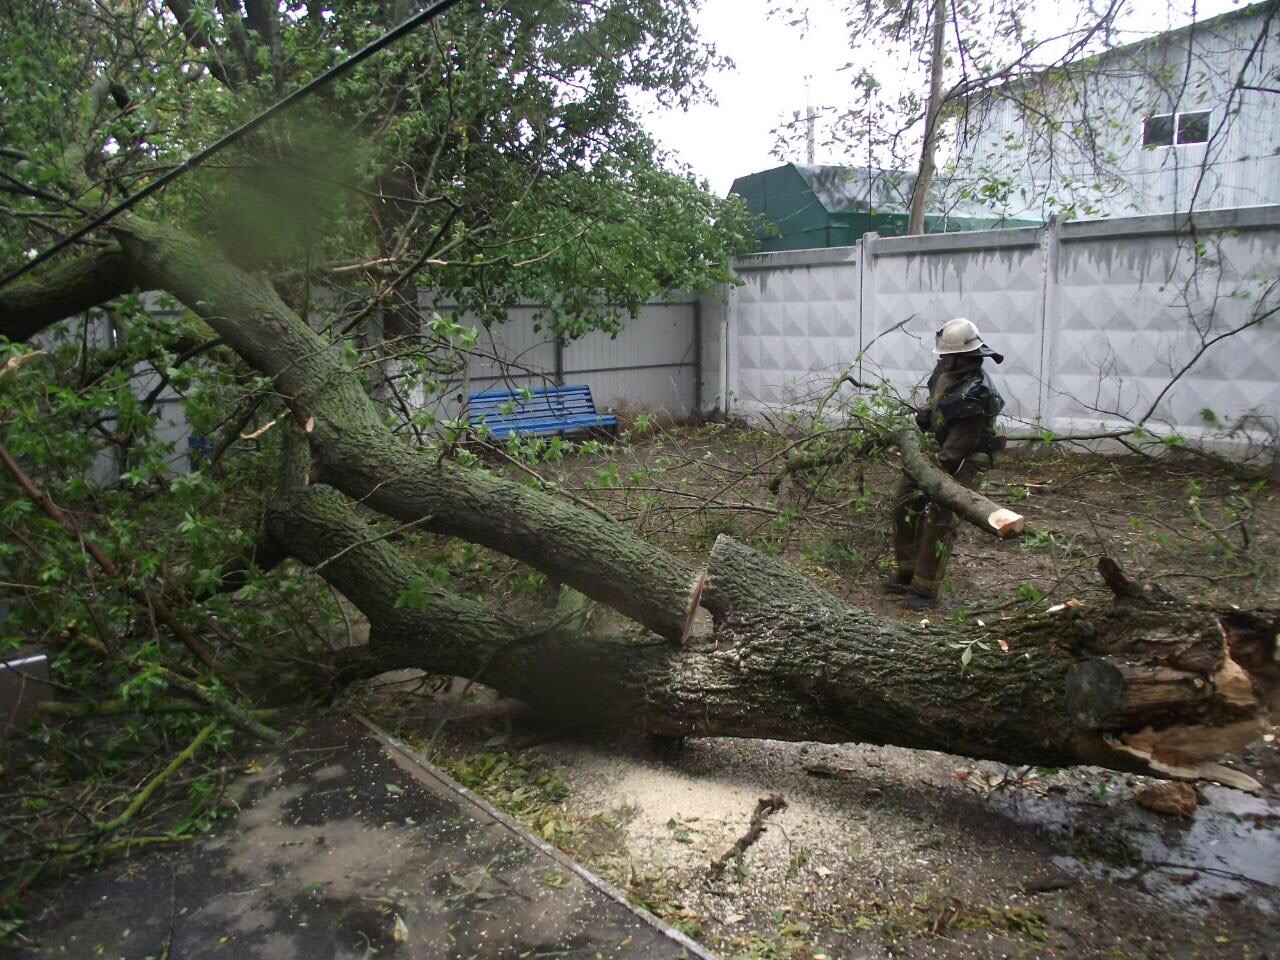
{"left": 466, "top": 384, "right": 618, "bottom": 440}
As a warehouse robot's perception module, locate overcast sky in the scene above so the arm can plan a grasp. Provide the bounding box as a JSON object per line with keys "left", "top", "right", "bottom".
{"left": 642, "top": 0, "right": 1245, "bottom": 195}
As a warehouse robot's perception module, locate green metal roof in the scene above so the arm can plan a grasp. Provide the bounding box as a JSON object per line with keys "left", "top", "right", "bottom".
{"left": 730, "top": 163, "right": 1040, "bottom": 252}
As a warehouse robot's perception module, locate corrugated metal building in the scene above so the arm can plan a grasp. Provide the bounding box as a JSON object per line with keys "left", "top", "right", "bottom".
{"left": 954, "top": 3, "right": 1280, "bottom": 220}
{"left": 729, "top": 164, "right": 1037, "bottom": 252}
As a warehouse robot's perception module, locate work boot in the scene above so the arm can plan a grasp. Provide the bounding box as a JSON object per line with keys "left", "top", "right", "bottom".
{"left": 881, "top": 571, "right": 914, "bottom": 595}
{"left": 903, "top": 590, "right": 937, "bottom": 611}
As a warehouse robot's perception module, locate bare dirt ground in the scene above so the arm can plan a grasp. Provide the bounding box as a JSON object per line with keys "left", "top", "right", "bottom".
{"left": 369, "top": 423, "right": 1280, "bottom": 960}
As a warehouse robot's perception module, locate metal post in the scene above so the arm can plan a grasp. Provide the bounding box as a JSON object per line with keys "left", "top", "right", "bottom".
{"left": 554, "top": 337, "right": 565, "bottom": 386}
{"left": 693, "top": 298, "right": 704, "bottom": 415}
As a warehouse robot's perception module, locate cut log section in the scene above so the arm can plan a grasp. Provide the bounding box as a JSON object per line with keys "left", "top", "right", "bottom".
{"left": 896, "top": 427, "right": 1026, "bottom": 538}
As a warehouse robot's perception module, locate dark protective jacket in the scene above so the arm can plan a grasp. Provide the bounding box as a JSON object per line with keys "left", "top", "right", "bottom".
{"left": 914, "top": 360, "right": 1005, "bottom": 472}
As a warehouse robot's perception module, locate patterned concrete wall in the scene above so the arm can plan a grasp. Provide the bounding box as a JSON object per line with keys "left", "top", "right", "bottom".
{"left": 861, "top": 230, "right": 1046, "bottom": 424}
{"left": 728, "top": 247, "right": 862, "bottom": 417}
{"left": 720, "top": 205, "right": 1280, "bottom": 453}
{"left": 1048, "top": 212, "right": 1280, "bottom": 444}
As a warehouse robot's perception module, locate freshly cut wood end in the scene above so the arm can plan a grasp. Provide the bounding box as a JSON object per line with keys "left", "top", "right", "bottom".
{"left": 1103, "top": 709, "right": 1269, "bottom": 793}
{"left": 680, "top": 570, "right": 706, "bottom": 645}
{"left": 1105, "top": 733, "right": 1263, "bottom": 793}
{"left": 987, "top": 508, "right": 1024, "bottom": 537}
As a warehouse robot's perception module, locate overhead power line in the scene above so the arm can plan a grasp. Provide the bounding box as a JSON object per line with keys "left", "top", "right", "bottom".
{"left": 0, "top": 0, "right": 466, "bottom": 290}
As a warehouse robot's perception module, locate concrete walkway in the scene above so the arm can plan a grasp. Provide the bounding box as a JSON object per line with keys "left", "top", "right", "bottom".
{"left": 22, "top": 715, "right": 713, "bottom": 959}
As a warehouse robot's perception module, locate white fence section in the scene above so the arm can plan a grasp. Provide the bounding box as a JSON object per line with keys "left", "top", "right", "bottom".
{"left": 421, "top": 295, "right": 704, "bottom": 429}
{"left": 459, "top": 297, "right": 701, "bottom": 414}
{"left": 714, "top": 205, "right": 1280, "bottom": 450}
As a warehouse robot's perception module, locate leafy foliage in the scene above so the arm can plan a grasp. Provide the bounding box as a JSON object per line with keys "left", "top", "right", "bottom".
{"left": 0, "top": 0, "right": 752, "bottom": 926}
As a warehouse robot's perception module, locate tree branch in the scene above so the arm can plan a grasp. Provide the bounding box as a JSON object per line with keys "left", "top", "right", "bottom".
{"left": 0, "top": 245, "right": 139, "bottom": 342}
{"left": 895, "top": 427, "right": 1025, "bottom": 537}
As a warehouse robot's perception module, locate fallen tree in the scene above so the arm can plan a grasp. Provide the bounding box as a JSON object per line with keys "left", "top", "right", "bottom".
{"left": 5, "top": 216, "right": 1277, "bottom": 787}
{"left": 1, "top": 0, "right": 1273, "bottom": 794}
{"left": 267, "top": 477, "right": 1277, "bottom": 788}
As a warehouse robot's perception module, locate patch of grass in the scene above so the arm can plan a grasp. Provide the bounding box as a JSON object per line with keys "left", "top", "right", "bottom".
{"left": 433, "top": 750, "right": 574, "bottom": 843}
{"left": 786, "top": 846, "right": 811, "bottom": 879}
{"left": 859, "top": 893, "right": 1049, "bottom": 943}
{"left": 1068, "top": 825, "right": 1142, "bottom": 869}
{"left": 723, "top": 929, "right": 824, "bottom": 960}
{"left": 623, "top": 869, "right": 705, "bottom": 939}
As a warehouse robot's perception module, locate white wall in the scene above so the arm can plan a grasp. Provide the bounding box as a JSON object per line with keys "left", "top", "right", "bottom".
{"left": 421, "top": 295, "right": 705, "bottom": 428}
{"left": 953, "top": 7, "right": 1280, "bottom": 220}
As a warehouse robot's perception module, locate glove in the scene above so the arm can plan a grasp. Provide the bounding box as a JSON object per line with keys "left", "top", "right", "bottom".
{"left": 914, "top": 407, "right": 931, "bottom": 432}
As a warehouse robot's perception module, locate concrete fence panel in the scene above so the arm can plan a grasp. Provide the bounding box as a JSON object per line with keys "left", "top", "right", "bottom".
{"left": 727, "top": 247, "right": 862, "bottom": 418}
{"left": 861, "top": 229, "right": 1046, "bottom": 423}
{"left": 719, "top": 204, "right": 1280, "bottom": 453}
{"left": 1048, "top": 215, "right": 1280, "bottom": 443}
{"left": 563, "top": 299, "right": 698, "bottom": 416}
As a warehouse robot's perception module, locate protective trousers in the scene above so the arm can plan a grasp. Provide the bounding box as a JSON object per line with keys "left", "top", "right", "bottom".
{"left": 891, "top": 461, "right": 977, "bottom": 598}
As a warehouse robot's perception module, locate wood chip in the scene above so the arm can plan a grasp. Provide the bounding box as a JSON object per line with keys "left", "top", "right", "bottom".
{"left": 1135, "top": 781, "right": 1199, "bottom": 818}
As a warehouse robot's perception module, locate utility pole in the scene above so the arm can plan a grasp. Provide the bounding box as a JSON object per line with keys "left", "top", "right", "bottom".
{"left": 805, "top": 75, "right": 816, "bottom": 165}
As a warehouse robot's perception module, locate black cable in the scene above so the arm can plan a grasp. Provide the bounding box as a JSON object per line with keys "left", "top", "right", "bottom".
{"left": 0, "top": 0, "right": 466, "bottom": 291}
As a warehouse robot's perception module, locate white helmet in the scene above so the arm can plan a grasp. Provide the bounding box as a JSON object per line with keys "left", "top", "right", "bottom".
{"left": 934, "top": 318, "right": 1003, "bottom": 362}
{"left": 935, "top": 318, "right": 983, "bottom": 355}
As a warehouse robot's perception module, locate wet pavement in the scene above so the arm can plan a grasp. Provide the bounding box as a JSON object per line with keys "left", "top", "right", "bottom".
{"left": 17, "top": 716, "right": 712, "bottom": 959}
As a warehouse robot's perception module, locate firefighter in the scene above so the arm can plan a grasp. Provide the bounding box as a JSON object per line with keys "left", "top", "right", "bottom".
{"left": 887, "top": 318, "right": 1005, "bottom": 610}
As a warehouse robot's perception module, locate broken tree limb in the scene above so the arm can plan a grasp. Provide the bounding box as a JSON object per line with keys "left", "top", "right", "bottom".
{"left": 116, "top": 216, "right": 705, "bottom": 642}
{"left": 150, "top": 668, "right": 283, "bottom": 743}
{"left": 264, "top": 481, "right": 1276, "bottom": 782}
{"left": 0, "top": 244, "right": 140, "bottom": 342}
{"left": 708, "top": 794, "right": 786, "bottom": 880}
{"left": 1097, "top": 556, "right": 1180, "bottom": 607}
{"left": 0, "top": 439, "right": 222, "bottom": 674}
{"left": 768, "top": 432, "right": 882, "bottom": 494}
{"left": 895, "top": 426, "right": 1025, "bottom": 537}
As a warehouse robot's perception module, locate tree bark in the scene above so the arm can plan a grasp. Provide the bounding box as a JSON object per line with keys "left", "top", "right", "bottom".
{"left": 0, "top": 245, "right": 138, "bottom": 342}
{"left": 907, "top": 0, "right": 948, "bottom": 235}
{"left": 896, "top": 427, "right": 1025, "bottom": 537}
{"left": 267, "top": 481, "right": 1275, "bottom": 784}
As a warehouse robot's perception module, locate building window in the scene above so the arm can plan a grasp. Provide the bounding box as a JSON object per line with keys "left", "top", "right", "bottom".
{"left": 1143, "top": 114, "right": 1174, "bottom": 147}
{"left": 1176, "top": 110, "right": 1211, "bottom": 144}
{"left": 1143, "top": 110, "right": 1211, "bottom": 147}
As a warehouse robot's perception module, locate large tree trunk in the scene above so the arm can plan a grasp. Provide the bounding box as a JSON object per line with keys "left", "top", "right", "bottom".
{"left": 0, "top": 245, "right": 139, "bottom": 341}
{"left": 267, "top": 481, "right": 1276, "bottom": 786}
{"left": 112, "top": 216, "right": 705, "bottom": 642}
{"left": 906, "top": 0, "right": 947, "bottom": 235}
